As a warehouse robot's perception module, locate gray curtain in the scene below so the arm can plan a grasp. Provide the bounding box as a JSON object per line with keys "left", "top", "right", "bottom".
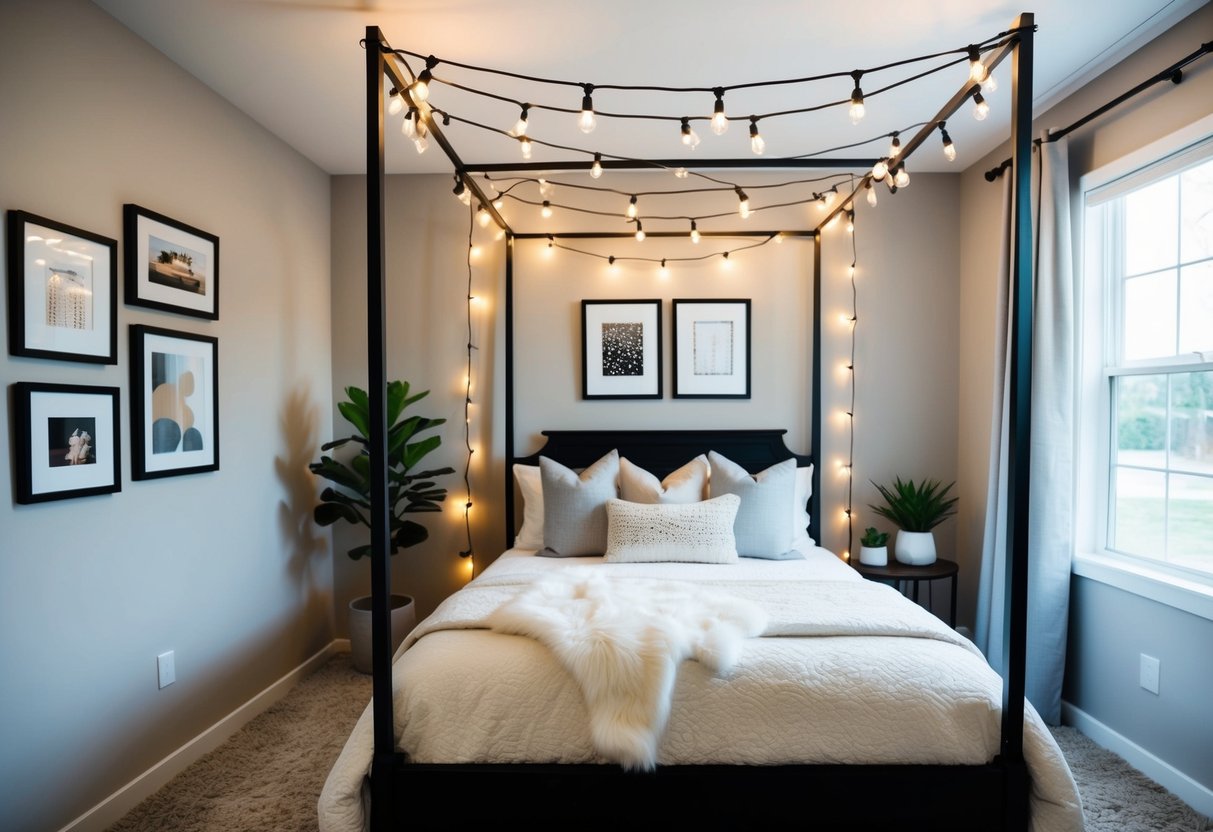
{"left": 974, "top": 136, "right": 1074, "bottom": 726}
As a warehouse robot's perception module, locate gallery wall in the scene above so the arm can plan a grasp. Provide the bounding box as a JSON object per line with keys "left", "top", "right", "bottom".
{"left": 0, "top": 1, "right": 334, "bottom": 830}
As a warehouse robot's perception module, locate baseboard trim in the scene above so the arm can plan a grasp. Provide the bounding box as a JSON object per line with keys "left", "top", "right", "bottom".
{"left": 59, "top": 640, "right": 345, "bottom": 832}
{"left": 1061, "top": 700, "right": 1213, "bottom": 819}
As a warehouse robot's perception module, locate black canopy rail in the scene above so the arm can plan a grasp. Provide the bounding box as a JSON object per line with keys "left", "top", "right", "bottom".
{"left": 483, "top": 170, "right": 857, "bottom": 200}
{"left": 363, "top": 13, "right": 1037, "bottom": 829}
{"left": 985, "top": 40, "right": 1212, "bottom": 181}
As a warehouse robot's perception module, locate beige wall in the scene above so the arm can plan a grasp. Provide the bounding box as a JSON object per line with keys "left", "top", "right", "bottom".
{"left": 0, "top": 2, "right": 334, "bottom": 830}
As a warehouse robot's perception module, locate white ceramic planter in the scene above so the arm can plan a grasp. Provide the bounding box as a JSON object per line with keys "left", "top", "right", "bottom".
{"left": 858, "top": 545, "right": 888, "bottom": 566}
{"left": 895, "top": 530, "right": 937, "bottom": 565}
{"left": 349, "top": 593, "right": 416, "bottom": 674}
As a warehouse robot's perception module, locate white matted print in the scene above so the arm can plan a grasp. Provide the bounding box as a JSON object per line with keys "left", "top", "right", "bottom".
{"left": 130, "top": 325, "right": 219, "bottom": 479}
{"left": 673, "top": 299, "right": 751, "bottom": 399}
{"left": 124, "top": 204, "right": 219, "bottom": 320}
{"left": 581, "top": 299, "right": 662, "bottom": 399}
{"left": 6, "top": 211, "right": 117, "bottom": 363}
{"left": 14, "top": 382, "right": 121, "bottom": 503}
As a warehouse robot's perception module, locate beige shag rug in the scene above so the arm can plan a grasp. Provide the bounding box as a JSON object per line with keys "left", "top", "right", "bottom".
{"left": 109, "top": 653, "right": 1211, "bottom": 831}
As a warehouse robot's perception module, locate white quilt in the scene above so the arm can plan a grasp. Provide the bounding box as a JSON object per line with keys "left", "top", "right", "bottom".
{"left": 318, "top": 549, "right": 1084, "bottom": 832}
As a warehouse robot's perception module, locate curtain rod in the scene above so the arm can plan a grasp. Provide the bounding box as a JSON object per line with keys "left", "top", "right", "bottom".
{"left": 985, "top": 40, "right": 1211, "bottom": 181}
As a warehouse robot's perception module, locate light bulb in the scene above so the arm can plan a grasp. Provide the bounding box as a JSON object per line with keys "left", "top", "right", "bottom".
{"left": 982, "top": 73, "right": 998, "bottom": 94}
{"left": 674, "top": 167, "right": 688, "bottom": 178}
{"left": 942, "top": 133, "right": 957, "bottom": 162}
{"left": 749, "top": 119, "right": 765, "bottom": 155}
{"left": 626, "top": 195, "right": 638, "bottom": 220}
{"left": 538, "top": 178, "right": 554, "bottom": 199}
{"left": 458, "top": 189, "right": 472, "bottom": 207}
{"left": 973, "top": 92, "right": 989, "bottom": 121}
{"left": 413, "top": 69, "right": 432, "bottom": 103}
{"left": 402, "top": 108, "right": 417, "bottom": 138}
{"left": 388, "top": 90, "right": 404, "bottom": 116}
{"left": 541, "top": 200, "right": 552, "bottom": 219}
{"left": 477, "top": 207, "right": 490, "bottom": 227}
{"left": 414, "top": 134, "right": 428, "bottom": 154}
{"left": 737, "top": 188, "right": 750, "bottom": 219}
{"left": 846, "top": 211, "right": 854, "bottom": 233}
{"left": 711, "top": 92, "right": 729, "bottom": 135}
{"left": 680, "top": 118, "right": 700, "bottom": 149}
{"left": 690, "top": 221, "right": 700, "bottom": 244}
{"left": 659, "top": 259, "right": 669, "bottom": 279}
{"left": 865, "top": 182, "right": 878, "bottom": 207}
{"left": 968, "top": 46, "right": 987, "bottom": 83}
{"left": 579, "top": 90, "right": 596, "bottom": 133}
{"left": 590, "top": 152, "right": 603, "bottom": 179}
{"left": 889, "top": 133, "right": 901, "bottom": 158}
{"left": 520, "top": 137, "right": 532, "bottom": 159}
{"left": 849, "top": 74, "right": 865, "bottom": 125}
{"left": 512, "top": 105, "right": 529, "bottom": 137}
{"left": 894, "top": 166, "right": 910, "bottom": 188}
{"left": 492, "top": 197, "right": 504, "bottom": 210}
{"left": 721, "top": 251, "right": 733, "bottom": 269}
{"left": 871, "top": 159, "right": 889, "bottom": 181}
{"left": 452, "top": 177, "right": 468, "bottom": 204}
{"left": 634, "top": 221, "right": 645, "bottom": 242}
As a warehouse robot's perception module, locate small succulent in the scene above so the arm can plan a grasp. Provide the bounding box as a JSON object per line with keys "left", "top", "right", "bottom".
{"left": 860, "top": 526, "right": 889, "bottom": 547}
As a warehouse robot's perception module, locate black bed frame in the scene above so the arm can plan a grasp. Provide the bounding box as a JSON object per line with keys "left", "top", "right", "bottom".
{"left": 362, "top": 14, "right": 1037, "bottom": 830}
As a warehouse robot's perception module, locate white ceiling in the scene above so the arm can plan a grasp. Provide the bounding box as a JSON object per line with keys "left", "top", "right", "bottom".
{"left": 92, "top": 0, "right": 1207, "bottom": 176}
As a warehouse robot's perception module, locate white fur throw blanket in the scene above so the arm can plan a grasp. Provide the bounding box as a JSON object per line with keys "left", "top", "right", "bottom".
{"left": 485, "top": 570, "right": 767, "bottom": 770}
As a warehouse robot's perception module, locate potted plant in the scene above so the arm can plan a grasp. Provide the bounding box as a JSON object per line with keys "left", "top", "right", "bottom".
{"left": 310, "top": 380, "right": 453, "bottom": 673}
{"left": 868, "top": 476, "right": 958, "bottom": 566}
{"left": 858, "top": 527, "right": 890, "bottom": 566}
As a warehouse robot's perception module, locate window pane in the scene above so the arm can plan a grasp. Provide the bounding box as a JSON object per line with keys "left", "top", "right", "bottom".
{"left": 1123, "top": 271, "right": 1176, "bottom": 360}
{"left": 1117, "top": 374, "right": 1167, "bottom": 470}
{"left": 1179, "top": 261, "right": 1213, "bottom": 353}
{"left": 1125, "top": 176, "right": 1178, "bottom": 276}
{"left": 1112, "top": 467, "right": 1166, "bottom": 556}
{"left": 1167, "top": 474, "right": 1213, "bottom": 574}
{"left": 1170, "top": 371, "right": 1213, "bottom": 474}
{"left": 1180, "top": 157, "right": 1213, "bottom": 263}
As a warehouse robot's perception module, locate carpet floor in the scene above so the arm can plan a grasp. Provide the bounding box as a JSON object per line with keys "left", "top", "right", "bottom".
{"left": 108, "top": 652, "right": 1212, "bottom": 831}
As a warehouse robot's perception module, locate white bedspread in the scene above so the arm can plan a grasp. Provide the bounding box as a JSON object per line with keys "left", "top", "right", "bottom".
{"left": 318, "top": 549, "right": 1084, "bottom": 832}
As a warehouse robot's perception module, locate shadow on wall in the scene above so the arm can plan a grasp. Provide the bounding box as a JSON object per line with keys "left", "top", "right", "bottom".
{"left": 274, "top": 383, "right": 330, "bottom": 634}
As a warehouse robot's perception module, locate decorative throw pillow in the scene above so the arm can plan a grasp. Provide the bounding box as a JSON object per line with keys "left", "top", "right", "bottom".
{"left": 539, "top": 450, "right": 620, "bottom": 557}
{"left": 792, "top": 464, "right": 815, "bottom": 552}
{"left": 604, "top": 495, "right": 741, "bottom": 564}
{"left": 618, "top": 455, "right": 710, "bottom": 504}
{"left": 513, "top": 464, "right": 544, "bottom": 550}
{"left": 708, "top": 451, "right": 798, "bottom": 559}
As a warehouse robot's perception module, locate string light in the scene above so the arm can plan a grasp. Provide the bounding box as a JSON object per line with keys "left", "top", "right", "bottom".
{"left": 848, "top": 71, "right": 866, "bottom": 124}
{"left": 865, "top": 180, "right": 878, "bottom": 207}
{"left": 512, "top": 104, "right": 530, "bottom": 137}
{"left": 721, "top": 250, "right": 733, "bottom": 269}
{"left": 674, "top": 167, "right": 689, "bottom": 178}
{"left": 626, "top": 194, "right": 638, "bottom": 219}
{"left": 519, "top": 136, "right": 533, "bottom": 159}
{"left": 939, "top": 122, "right": 957, "bottom": 161}
{"left": 871, "top": 159, "right": 888, "bottom": 181}
{"left": 476, "top": 205, "right": 491, "bottom": 227}
{"left": 452, "top": 176, "right": 469, "bottom": 204}
{"left": 711, "top": 88, "right": 729, "bottom": 135}
{"left": 680, "top": 117, "right": 701, "bottom": 149}
{"left": 967, "top": 45, "right": 987, "bottom": 83}
{"left": 578, "top": 84, "right": 596, "bottom": 133}
{"left": 538, "top": 178, "right": 554, "bottom": 199}
{"left": 459, "top": 201, "right": 478, "bottom": 574}
{"left": 659, "top": 258, "right": 670, "bottom": 279}
{"left": 972, "top": 90, "right": 990, "bottom": 120}
{"left": 387, "top": 88, "right": 404, "bottom": 116}
{"left": 402, "top": 107, "right": 417, "bottom": 138}
{"left": 841, "top": 189, "right": 860, "bottom": 561}
{"left": 634, "top": 220, "right": 645, "bottom": 241}
{"left": 736, "top": 187, "right": 750, "bottom": 219}
{"left": 590, "top": 152, "right": 603, "bottom": 179}
{"left": 749, "top": 118, "right": 765, "bottom": 155}
{"left": 541, "top": 200, "right": 553, "bottom": 219}
{"left": 893, "top": 163, "right": 910, "bottom": 188}
{"left": 846, "top": 210, "right": 855, "bottom": 233}
{"left": 982, "top": 73, "right": 999, "bottom": 94}
{"left": 690, "top": 220, "right": 700, "bottom": 244}
{"left": 889, "top": 131, "right": 902, "bottom": 158}
{"left": 413, "top": 56, "right": 437, "bottom": 102}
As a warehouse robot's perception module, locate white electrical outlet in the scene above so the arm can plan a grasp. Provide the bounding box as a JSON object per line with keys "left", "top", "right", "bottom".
{"left": 158, "top": 651, "right": 176, "bottom": 689}
{"left": 1139, "top": 653, "right": 1160, "bottom": 695}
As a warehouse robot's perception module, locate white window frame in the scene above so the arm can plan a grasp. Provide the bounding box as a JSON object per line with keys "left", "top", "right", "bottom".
{"left": 1075, "top": 113, "right": 1213, "bottom": 622}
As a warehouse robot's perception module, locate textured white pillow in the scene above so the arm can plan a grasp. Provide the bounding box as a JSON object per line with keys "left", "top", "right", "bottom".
{"left": 540, "top": 450, "right": 621, "bottom": 557}
{"left": 513, "top": 464, "right": 543, "bottom": 550}
{"left": 792, "top": 464, "right": 815, "bottom": 551}
{"left": 619, "top": 455, "right": 710, "bottom": 504}
{"left": 605, "top": 495, "right": 741, "bottom": 564}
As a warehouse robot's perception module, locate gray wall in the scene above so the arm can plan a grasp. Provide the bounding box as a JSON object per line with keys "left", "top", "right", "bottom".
{"left": 330, "top": 170, "right": 961, "bottom": 617}
{"left": 0, "top": 2, "right": 334, "bottom": 830}
{"left": 957, "top": 1, "right": 1213, "bottom": 794}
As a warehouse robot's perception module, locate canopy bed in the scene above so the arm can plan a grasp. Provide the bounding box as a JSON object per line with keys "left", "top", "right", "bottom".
{"left": 318, "top": 12, "right": 1078, "bottom": 831}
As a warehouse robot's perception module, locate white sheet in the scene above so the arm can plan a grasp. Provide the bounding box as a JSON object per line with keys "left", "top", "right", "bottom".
{"left": 319, "top": 548, "right": 1084, "bottom": 832}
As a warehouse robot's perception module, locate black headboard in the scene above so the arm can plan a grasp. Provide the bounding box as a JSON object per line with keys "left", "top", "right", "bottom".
{"left": 508, "top": 428, "right": 818, "bottom": 545}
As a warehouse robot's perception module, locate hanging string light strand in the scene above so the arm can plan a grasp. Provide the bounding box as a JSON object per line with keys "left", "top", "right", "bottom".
{"left": 460, "top": 202, "right": 478, "bottom": 575}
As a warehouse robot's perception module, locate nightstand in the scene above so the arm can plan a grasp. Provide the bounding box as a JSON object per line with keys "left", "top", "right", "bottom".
{"left": 852, "top": 558, "right": 958, "bottom": 628}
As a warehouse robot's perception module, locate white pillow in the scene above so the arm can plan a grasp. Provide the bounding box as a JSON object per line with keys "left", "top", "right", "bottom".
{"left": 513, "top": 464, "right": 543, "bottom": 549}
{"left": 619, "top": 455, "right": 710, "bottom": 504}
{"left": 604, "top": 495, "right": 740, "bottom": 564}
{"left": 792, "top": 464, "right": 815, "bottom": 552}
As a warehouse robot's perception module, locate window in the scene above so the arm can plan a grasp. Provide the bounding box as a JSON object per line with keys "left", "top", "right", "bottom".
{"left": 1081, "top": 129, "right": 1213, "bottom": 585}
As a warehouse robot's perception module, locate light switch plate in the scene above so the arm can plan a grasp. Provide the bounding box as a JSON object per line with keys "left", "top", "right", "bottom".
{"left": 158, "top": 651, "right": 176, "bottom": 689}
{"left": 1139, "top": 653, "right": 1159, "bottom": 695}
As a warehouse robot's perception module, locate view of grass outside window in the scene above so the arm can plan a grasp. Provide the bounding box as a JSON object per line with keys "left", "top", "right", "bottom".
{"left": 1101, "top": 151, "right": 1213, "bottom": 577}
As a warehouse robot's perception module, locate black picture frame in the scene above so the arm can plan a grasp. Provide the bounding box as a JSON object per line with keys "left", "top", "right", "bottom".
{"left": 6, "top": 210, "right": 118, "bottom": 364}
{"left": 124, "top": 204, "right": 219, "bottom": 320}
{"left": 130, "top": 324, "right": 220, "bottom": 479}
{"left": 581, "top": 299, "right": 663, "bottom": 400}
{"left": 12, "top": 381, "right": 122, "bottom": 503}
{"left": 672, "top": 299, "right": 752, "bottom": 399}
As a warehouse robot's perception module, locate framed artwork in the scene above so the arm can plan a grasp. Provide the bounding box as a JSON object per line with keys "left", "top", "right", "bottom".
{"left": 6, "top": 210, "right": 118, "bottom": 363}
{"left": 12, "top": 382, "right": 121, "bottom": 503}
{"left": 581, "top": 299, "right": 662, "bottom": 400}
{"left": 124, "top": 204, "right": 219, "bottom": 320}
{"left": 672, "top": 299, "right": 752, "bottom": 399}
{"left": 130, "top": 324, "right": 219, "bottom": 479}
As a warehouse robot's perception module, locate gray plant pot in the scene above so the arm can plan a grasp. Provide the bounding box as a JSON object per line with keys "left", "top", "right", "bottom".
{"left": 348, "top": 593, "right": 416, "bottom": 674}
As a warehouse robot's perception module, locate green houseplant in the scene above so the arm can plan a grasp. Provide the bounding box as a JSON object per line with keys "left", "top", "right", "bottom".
{"left": 310, "top": 380, "right": 453, "bottom": 672}
{"left": 868, "top": 477, "right": 957, "bottom": 566}
{"left": 858, "top": 526, "right": 890, "bottom": 567}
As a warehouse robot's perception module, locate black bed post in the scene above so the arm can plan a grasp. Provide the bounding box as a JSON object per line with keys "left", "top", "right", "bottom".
{"left": 810, "top": 233, "right": 823, "bottom": 548}
{"left": 504, "top": 233, "right": 516, "bottom": 548}
{"left": 1001, "top": 12, "right": 1034, "bottom": 829}
{"left": 364, "top": 25, "right": 396, "bottom": 829}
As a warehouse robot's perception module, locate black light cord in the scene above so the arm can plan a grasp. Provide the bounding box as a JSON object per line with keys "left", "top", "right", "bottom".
{"left": 460, "top": 203, "right": 477, "bottom": 572}
{"left": 548, "top": 233, "right": 779, "bottom": 265}
{"left": 845, "top": 182, "right": 858, "bottom": 560}
{"left": 484, "top": 170, "right": 855, "bottom": 200}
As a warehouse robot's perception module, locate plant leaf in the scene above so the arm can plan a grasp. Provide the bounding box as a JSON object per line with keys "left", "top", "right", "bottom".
{"left": 394, "top": 520, "right": 429, "bottom": 549}
{"left": 402, "top": 435, "right": 442, "bottom": 471}
{"left": 338, "top": 399, "right": 370, "bottom": 439}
